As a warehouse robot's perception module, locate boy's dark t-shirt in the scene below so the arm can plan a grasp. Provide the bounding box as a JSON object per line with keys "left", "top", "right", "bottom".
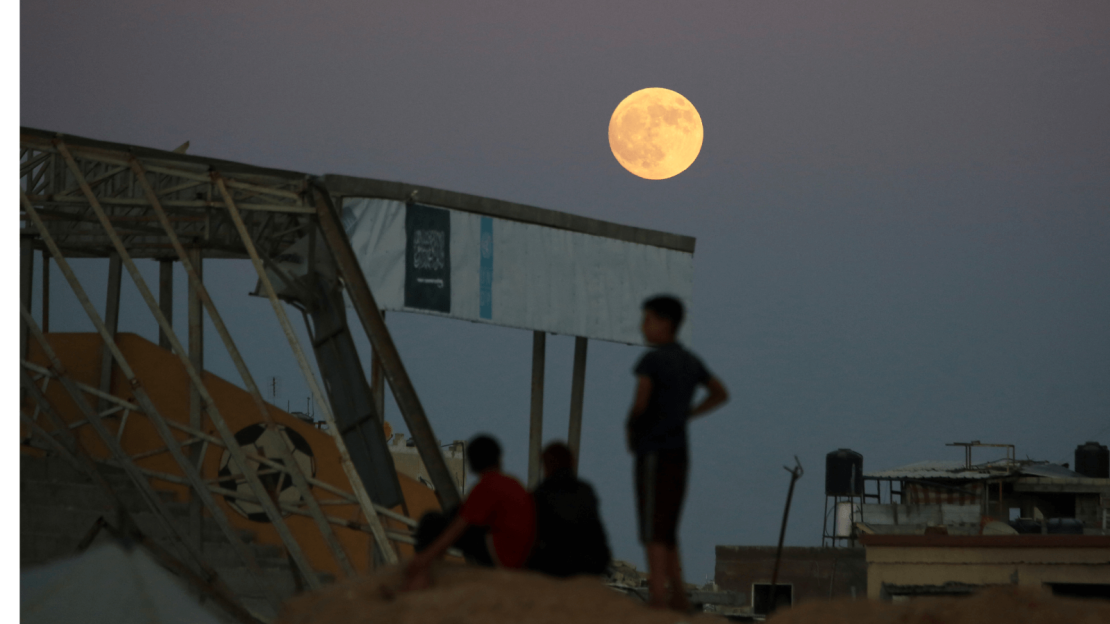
{"left": 631, "top": 342, "right": 711, "bottom": 454}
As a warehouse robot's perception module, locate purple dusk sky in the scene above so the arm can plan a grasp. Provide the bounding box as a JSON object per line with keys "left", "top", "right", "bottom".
{"left": 19, "top": 1, "right": 1110, "bottom": 580}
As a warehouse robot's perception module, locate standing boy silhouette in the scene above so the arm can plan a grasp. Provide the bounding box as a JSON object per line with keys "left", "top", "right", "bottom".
{"left": 626, "top": 295, "right": 729, "bottom": 611}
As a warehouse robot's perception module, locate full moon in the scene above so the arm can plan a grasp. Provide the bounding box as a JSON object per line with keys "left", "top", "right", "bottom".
{"left": 609, "top": 88, "right": 703, "bottom": 180}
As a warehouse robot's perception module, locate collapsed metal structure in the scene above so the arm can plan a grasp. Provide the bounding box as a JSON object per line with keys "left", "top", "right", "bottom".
{"left": 19, "top": 126, "right": 698, "bottom": 621}
{"left": 19, "top": 127, "right": 466, "bottom": 620}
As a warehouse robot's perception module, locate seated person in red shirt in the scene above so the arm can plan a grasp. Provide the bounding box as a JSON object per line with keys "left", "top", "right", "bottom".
{"left": 404, "top": 435, "right": 535, "bottom": 590}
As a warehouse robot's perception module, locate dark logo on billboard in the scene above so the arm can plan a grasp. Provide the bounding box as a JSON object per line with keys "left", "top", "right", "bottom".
{"left": 405, "top": 204, "right": 451, "bottom": 313}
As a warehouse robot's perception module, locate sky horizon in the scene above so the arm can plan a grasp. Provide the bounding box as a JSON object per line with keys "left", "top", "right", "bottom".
{"left": 18, "top": 0, "right": 1110, "bottom": 582}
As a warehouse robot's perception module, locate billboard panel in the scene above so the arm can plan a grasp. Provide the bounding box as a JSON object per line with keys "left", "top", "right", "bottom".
{"left": 341, "top": 198, "right": 694, "bottom": 345}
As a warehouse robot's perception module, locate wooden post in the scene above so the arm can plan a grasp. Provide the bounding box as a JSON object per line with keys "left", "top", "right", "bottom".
{"left": 20, "top": 236, "right": 33, "bottom": 361}
{"left": 528, "top": 331, "right": 546, "bottom": 489}
{"left": 41, "top": 250, "right": 50, "bottom": 333}
{"left": 187, "top": 248, "right": 203, "bottom": 554}
{"left": 98, "top": 252, "right": 122, "bottom": 413}
{"left": 159, "top": 259, "right": 173, "bottom": 351}
{"left": 567, "top": 336, "right": 588, "bottom": 474}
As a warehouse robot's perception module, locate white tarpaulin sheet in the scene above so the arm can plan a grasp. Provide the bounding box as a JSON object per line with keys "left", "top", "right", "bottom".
{"left": 21, "top": 541, "right": 223, "bottom": 624}
{"left": 341, "top": 198, "right": 694, "bottom": 345}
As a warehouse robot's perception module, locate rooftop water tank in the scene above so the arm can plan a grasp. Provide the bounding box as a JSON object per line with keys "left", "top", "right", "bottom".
{"left": 1075, "top": 441, "right": 1109, "bottom": 479}
{"left": 825, "top": 449, "right": 863, "bottom": 497}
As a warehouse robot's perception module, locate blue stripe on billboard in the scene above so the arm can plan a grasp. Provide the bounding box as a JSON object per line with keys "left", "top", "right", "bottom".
{"left": 480, "top": 217, "right": 493, "bottom": 319}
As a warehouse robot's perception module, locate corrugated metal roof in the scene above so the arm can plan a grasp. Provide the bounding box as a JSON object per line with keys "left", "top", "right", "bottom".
{"left": 865, "top": 460, "right": 998, "bottom": 480}
{"left": 1016, "top": 463, "right": 1084, "bottom": 479}
{"left": 865, "top": 460, "right": 1081, "bottom": 481}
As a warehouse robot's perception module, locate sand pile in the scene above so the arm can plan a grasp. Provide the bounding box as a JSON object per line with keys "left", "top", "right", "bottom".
{"left": 278, "top": 564, "right": 1110, "bottom": 624}
{"left": 276, "top": 563, "right": 719, "bottom": 624}
{"left": 766, "top": 585, "right": 1110, "bottom": 624}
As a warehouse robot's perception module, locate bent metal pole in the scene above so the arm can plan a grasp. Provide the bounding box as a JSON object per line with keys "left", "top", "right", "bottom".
{"left": 214, "top": 173, "right": 398, "bottom": 565}
{"left": 128, "top": 156, "right": 357, "bottom": 577}
{"left": 50, "top": 141, "right": 324, "bottom": 589}
{"left": 768, "top": 456, "right": 804, "bottom": 616}
{"left": 22, "top": 184, "right": 285, "bottom": 603}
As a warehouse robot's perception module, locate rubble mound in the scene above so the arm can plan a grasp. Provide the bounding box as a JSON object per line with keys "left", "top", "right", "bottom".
{"left": 276, "top": 563, "right": 720, "bottom": 624}
{"left": 766, "top": 585, "right": 1110, "bottom": 624}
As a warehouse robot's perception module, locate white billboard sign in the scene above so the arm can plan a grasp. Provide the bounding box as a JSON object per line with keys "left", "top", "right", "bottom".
{"left": 339, "top": 198, "right": 694, "bottom": 345}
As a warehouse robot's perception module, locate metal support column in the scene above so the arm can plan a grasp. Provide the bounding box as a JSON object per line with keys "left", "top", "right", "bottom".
{"left": 41, "top": 250, "right": 50, "bottom": 332}
{"left": 187, "top": 248, "right": 203, "bottom": 554}
{"left": 98, "top": 253, "right": 122, "bottom": 412}
{"left": 528, "top": 331, "right": 546, "bottom": 489}
{"left": 159, "top": 259, "right": 173, "bottom": 351}
{"left": 567, "top": 336, "right": 588, "bottom": 474}
{"left": 371, "top": 311, "right": 386, "bottom": 431}
{"left": 217, "top": 174, "right": 395, "bottom": 566}
{"left": 312, "top": 186, "right": 461, "bottom": 510}
{"left": 21, "top": 236, "right": 33, "bottom": 361}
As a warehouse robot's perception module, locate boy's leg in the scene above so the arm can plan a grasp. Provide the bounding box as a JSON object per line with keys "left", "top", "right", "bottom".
{"left": 645, "top": 542, "right": 670, "bottom": 609}
{"left": 653, "top": 448, "right": 689, "bottom": 612}
{"left": 666, "top": 545, "right": 691, "bottom": 612}
{"left": 636, "top": 452, "right": 669, "bottom": 608}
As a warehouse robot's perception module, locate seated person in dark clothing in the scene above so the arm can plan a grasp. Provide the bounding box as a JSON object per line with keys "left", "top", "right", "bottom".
{"left": 404, "top": 435, "right": 535, "bottom": 591}
{"left": 527, "top": 442, "right": 612, "bottom": 577}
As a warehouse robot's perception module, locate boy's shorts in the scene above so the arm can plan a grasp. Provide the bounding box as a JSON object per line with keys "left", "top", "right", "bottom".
{"left": 635, "top": 448, "right": 689, "bottom": 546}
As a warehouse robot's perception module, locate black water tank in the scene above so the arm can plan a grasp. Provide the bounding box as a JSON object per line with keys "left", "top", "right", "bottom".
{"left": 1075, "top": 441, "right": 1109, "bottom": 478}
{"left": 826, "top": 449, "right": 863, "bottom": 496}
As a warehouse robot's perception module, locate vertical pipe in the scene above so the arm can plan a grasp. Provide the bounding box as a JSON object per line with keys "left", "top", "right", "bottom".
{"left": 159, "top": 259, "right": 173, "bottom": 351}
{"left": 187, "top": 247, "right": 204, "bottom": 554}
{"left": 21, "top": 236, "right": 34, "bottom": 361}
{"left": 528, "top": 330, "right": 546, "bottom": 489}
{"left": 41, "top": 250, "right": 50, "bottom": 333}
{"left": 98, "top": 253, "right": 122, "bottom": 412}
{"left": 567, "top": 336, "right": 588, "bottom": 474}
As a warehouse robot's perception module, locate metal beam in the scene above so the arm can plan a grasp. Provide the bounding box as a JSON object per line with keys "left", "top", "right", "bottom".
{"left": 312, "top": 186, "right": 462, "bottom": 510}
{"left": 216, "top": 173, "right": 396, "bottom": 566}
{"left": 52, "top": 144, "right": 324, "bottom": 590}
{"left": 324, "top": 175, "right": 696, "bottom": 253}
{"left": 371, "top": 311, "right": 385, "bottom": 434}
{"left": 186, "top": 248, "right": 203, "bottom": 553}
{"left": 528, "top": 331, "right": 546, "bottom": 489}
{"left": 129, "top": 159, "right": 360, "bottom": 576}
{"left": 21, "top": 236, "right": 33, "bottom": 361}
{"left": 567, "top": 336, "right": 588, "bottom": 474}
{"left": 97, "top": 252, "right": 122, "bottom": 413}
{"left": 41, "top": 250, "right": 50, "bottom": 332}
{"left": 159, "top": 259, "right": 173, "bottom": 350}
{"left": 24, "top": 175, "right": 282, "bottom": 604}
{"left": 20, "top": 308, "right": 222, "bottom": 590}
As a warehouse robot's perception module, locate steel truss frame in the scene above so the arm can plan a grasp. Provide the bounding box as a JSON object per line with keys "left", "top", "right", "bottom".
{"left": 17, "top": 128, "right": 464, "bottom": 617}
